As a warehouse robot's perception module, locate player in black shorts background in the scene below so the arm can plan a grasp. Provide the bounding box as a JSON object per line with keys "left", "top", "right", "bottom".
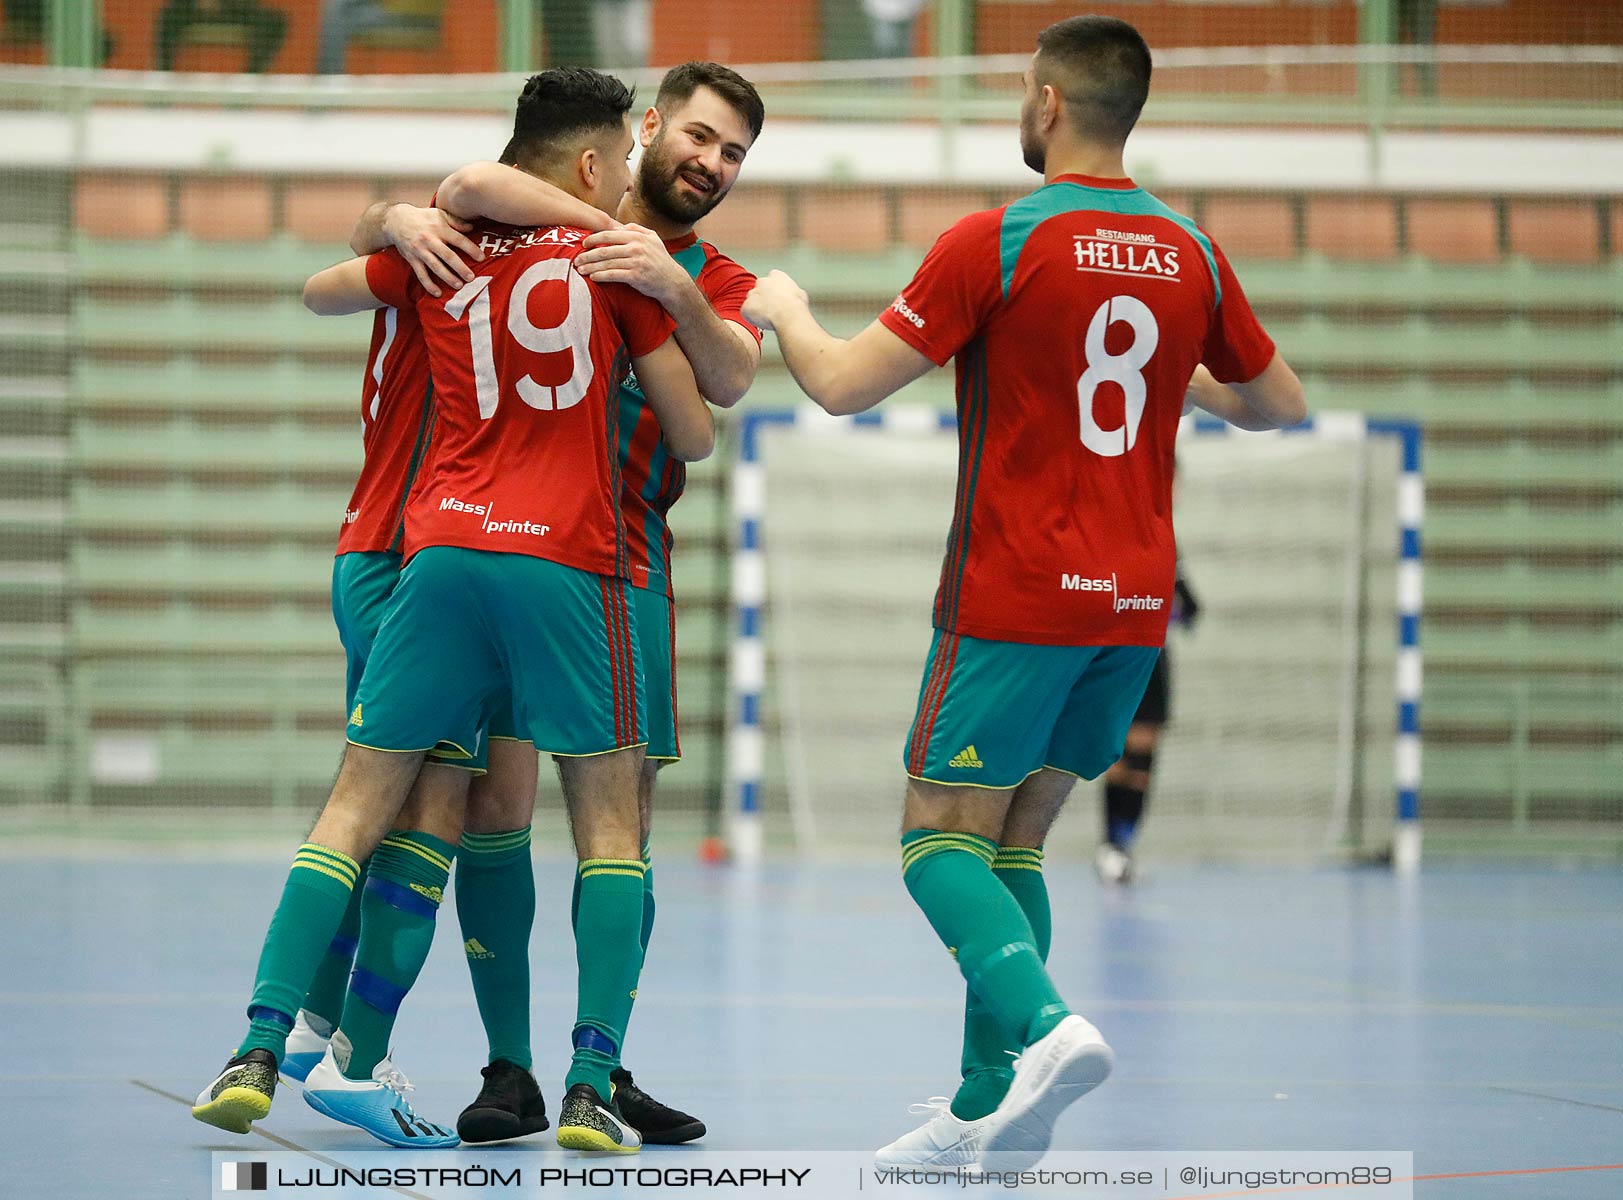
{"left": 1096, "top": 566, "right": 1199, "bottom": 884}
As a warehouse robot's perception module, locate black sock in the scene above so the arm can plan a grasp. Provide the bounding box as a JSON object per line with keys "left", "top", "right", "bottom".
{"left": 1105, "top": 782, "right": 1144, "bottom": 848}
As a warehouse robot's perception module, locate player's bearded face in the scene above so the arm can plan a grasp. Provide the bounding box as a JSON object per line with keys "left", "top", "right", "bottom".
{"left": 639, "top": 124, "right": 731, "bottom": 224}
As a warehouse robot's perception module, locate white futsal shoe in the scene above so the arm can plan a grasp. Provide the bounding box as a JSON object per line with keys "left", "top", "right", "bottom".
{"left": 979, "top": 1015, "right": 1114, "bottom": 1170}
{"left": 302, "top": 1040, "right": 457, "bottom": 1148}
{"left": 874, "top": 1096, "right": 994, "bottom": 1168}
{"left": 1094, "top": 841, "right": 1135, "bottom": 885}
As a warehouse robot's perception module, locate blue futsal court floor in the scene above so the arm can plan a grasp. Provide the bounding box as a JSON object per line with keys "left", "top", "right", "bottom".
{"left": 4, "top": 850, "right": 1622, "bottom": 1198}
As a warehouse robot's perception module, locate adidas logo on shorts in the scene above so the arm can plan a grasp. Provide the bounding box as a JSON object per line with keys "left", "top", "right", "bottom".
{"left": 948, "top": 745, "right": 984, "bottom": 769}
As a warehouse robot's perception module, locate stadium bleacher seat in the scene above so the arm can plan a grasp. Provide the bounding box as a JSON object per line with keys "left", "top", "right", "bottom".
{"left": 285, "top": 181, "right": 380, "bottom": 245}
{"left": 1199, "top": 195, "right": 1297, "bottom": 259}
{"left": 75, "top": 175, "right": 168, "bottom": 240}
{"left": 1507, "top": 199, "right": 1602, "bottom": 265}
{"left": 178, "top": 178, "right": 275, "bottom": 243}
{"left": 800, "top": 187, "right": 890, "bottom": 254}
{"left": 1305, "top": 194, "right": 1400, "bottom": 260}
{"left": 1407, "top": 198, "right": 1501, "bottom": 264}
{"left": 898, "top": 188, "right": 997, "bottom": 249}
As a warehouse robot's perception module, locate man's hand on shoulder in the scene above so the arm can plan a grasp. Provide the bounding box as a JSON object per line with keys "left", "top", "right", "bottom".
{"left": 575, "top": 224, "right": 688, "bottom": 306}
{"left": 382, "top": 204, "right": 483, "bottom": 297}
{"left": 741, "top": 269, "right": 809, "bottom": 333}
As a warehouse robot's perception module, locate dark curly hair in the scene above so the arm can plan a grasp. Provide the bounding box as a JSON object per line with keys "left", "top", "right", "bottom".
{"left": 500, "top": 66, "right": 636, "bottom": 172}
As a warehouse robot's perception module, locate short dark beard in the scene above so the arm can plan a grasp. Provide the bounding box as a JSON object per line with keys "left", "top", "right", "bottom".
{"left": 1019, "top": 109, "right": 1046, "bottom": 174}
{"left": 637, "top": 126, "right": 726, "bottom": 225}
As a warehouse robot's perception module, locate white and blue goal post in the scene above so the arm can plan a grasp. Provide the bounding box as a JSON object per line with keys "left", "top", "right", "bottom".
{"left": 725, "top": 407, "right": 1422, "bottom": 871}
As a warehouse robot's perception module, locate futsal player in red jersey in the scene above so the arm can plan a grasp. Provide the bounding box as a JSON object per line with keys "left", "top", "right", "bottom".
{"left": 328, "top": 62, "right": 765, "bottom": 1147}
{"left": 192, "top": 68, "right": 709, "bottom": 1156}
{"left": 272, "top": 133, "right": 621, "bottom": 1112}
{"left": 744, "top": 16, "right": 1307, "bottom": 1170}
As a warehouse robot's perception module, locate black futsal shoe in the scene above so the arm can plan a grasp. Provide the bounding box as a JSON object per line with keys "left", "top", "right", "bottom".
{"left": 457, "top": 1059, "right": 549, "bottom": 1143}
{"left": 610, "top": 1067, "right": 706, "bottom": 1144}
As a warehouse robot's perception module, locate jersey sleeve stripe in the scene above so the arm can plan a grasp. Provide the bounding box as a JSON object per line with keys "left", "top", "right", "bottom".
{"left": 386, "top": 381, "right": 439, "bottom": 553}
{"left": 935, "top": 339, "right": 990, "bottom": 631}
{"left": 935, "top": 348, "right": 974, "bottom": 628}
{"left": 606, "top": 346, "right": 632, "bottom": 580}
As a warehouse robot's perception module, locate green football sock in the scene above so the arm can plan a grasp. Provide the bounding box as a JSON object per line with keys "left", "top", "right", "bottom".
{"left": 238, "top": 843, "right": 361, "bottom": 1060}
{"left": 953, "top": 845, "right": 1051, "bottom": 1120}
{"left": 300, "top": 855, "right": 370, "bottom": 1036}
{"left": 456, "top": 827, "right": 535, "bottom": 1070}
{"left": 572, "top": 840, "right": 653, "bottom": 969}
{"left": 901, "top": 830, "right": 1069, "bottom": 1068}
{"left": 335, "top": 830, "right": 455, "bottom": 1080}
{"left": 566, "top": 858, "right": 646, "bottom": 1097}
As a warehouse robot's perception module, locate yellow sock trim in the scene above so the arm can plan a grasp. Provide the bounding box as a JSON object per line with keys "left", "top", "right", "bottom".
{"left": 902, "top": 834, "right": 998, "bottom": 871}
{"left": 291, "top": 860, "right": 358, "bottom": 888}
{"left": 294, "top": 843, "right": 359, "bottom": 875}
{"left": 380, "top": 835, "right": 453, "bottom": 873}
{"left": 992, "top": 847, "right": 1045, "bottom": 872}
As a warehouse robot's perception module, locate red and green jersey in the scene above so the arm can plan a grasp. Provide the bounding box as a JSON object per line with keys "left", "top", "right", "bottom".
{"left": 617, "top": 234, "right": 760, "bottom": 596}
{"left": 877, "top": 174, "right": 1276, "bottom": 648}
{"left": 334, "top": 302, "right": 436, "bottom": 556}
{"left": 365, "top": 222, "right": 677, "bottom": 578}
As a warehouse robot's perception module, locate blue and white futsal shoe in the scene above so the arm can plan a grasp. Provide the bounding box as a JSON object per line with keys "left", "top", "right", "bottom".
{"left": 279, "top": 1010, "right": 330, "bottom": 1084}
{"left": 302, "top": 1037, "right": 459, "bottom": 1148}
{"left": 979, "top": 1015, "right": 1114, "bottom": 1171}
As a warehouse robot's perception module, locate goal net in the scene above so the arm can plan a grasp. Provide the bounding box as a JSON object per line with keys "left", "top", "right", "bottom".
{"left": 727, "top": 408, "right": 1421, "bottom": 866}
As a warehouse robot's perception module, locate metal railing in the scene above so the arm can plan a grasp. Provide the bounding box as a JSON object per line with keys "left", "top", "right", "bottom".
{"left": 1, "top": 43, "right": 1620, "bottom": 129}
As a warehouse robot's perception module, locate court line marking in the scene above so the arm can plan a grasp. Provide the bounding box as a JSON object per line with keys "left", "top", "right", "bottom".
{"left": 130, "top": 1078, "right": 433, "bottom": 1200}
{"left": 1414, "top": 1164, "right": 1623, "bottom": 1182}
{"left": 1489, "top": 1085, "right": 1623, "bottom": 1117}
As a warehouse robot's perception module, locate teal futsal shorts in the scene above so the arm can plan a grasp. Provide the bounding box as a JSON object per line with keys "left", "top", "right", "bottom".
{"left": 347, "top": 546, "right": 645, "bottom": 762}
{"left": 333, "top": 551, "right": 525, "bottom": 772}
{"left": 634, "top": 586, "right": 680, "bottom": 762}
{"left": 903, "top": 629, "right": 1161, "bottom": 789}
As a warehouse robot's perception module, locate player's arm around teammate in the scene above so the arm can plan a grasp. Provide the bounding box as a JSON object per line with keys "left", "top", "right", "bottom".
{"left": 346, "top": 166, "right": 619, "bottom": 296}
